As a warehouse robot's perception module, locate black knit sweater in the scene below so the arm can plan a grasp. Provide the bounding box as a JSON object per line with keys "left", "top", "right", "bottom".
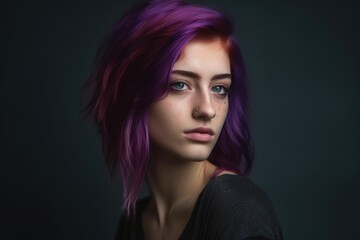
{"left": 115, "top": 174, "right": 283, "bottom": 240}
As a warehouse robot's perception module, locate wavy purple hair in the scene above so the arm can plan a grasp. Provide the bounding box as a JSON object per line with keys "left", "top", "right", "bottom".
{"left": 84, "top": 0, "right": 254, "bottom": 215}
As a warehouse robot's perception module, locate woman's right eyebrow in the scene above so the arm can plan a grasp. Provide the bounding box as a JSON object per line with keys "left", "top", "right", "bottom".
{"left": 172, "top": 70, "right": 200, "bottom": 80}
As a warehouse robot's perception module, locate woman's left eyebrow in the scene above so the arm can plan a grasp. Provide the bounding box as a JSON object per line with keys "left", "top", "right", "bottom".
{"left": 172, "top": 70, "right": 231, "bottom": 81}
{"left": 211, "top": 73, "right": 232, "bottom": 81}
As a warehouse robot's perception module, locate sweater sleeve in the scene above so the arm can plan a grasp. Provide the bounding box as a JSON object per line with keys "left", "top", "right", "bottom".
{"left": 194, "top": 176, "right": 283, "bottom": 240}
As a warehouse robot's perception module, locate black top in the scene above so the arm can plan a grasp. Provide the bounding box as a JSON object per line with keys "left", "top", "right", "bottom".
{"left": 115, "top": 175, "right": 283, "bottom": 240}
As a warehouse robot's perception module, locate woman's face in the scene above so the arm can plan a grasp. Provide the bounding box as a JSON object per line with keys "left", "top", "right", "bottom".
{"left": 148, "top": 38, "right": 231, "bottom": 161}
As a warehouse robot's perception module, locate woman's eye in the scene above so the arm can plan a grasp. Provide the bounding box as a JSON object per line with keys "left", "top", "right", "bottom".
{"left": 170, "top": 82, "right": 188, "bottom": 91}
{"left": 211, "top": 85, "right": 228, "bottom": 96}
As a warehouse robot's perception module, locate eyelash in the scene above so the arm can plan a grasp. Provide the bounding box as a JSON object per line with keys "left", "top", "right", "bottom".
{"left": 211, "top": 85, "right": 229, "bottom": 96}
{"left": 170, "top": 81, "right": 190, "bottom": 91}
{"left": 170, "top": 81, "right": 229, "bottom": 97}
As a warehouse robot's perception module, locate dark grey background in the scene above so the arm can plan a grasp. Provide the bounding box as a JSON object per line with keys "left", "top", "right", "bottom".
{"left": 1, "top": 0, "right": 359, "bottom": 239}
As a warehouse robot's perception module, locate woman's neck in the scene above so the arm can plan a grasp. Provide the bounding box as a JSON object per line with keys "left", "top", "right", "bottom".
{"left": 145, "top": 152, "right": 216, "bottom": 227}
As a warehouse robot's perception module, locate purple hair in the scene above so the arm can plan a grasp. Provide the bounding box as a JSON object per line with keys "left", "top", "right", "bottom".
{"left": 84, "top": 0, "right": 254, "bottom": 215}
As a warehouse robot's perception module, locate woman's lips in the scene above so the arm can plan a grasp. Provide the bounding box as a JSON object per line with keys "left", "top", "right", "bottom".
{"left": 184, "top": 127, "right": 215, "bottom": 143}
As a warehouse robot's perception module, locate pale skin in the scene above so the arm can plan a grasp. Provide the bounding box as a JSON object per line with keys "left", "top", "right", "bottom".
{"left": 144, "top": 38, "right": 236, "bottom": 240}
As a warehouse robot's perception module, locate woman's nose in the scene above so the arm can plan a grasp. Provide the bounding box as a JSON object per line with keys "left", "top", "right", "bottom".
{"left": 192, "top": 92, "right": 216, "bottom": 120}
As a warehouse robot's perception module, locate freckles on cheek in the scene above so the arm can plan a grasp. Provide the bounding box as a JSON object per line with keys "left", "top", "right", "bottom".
{"left": 217, "top": 101, "right": 228, "bottom": 113}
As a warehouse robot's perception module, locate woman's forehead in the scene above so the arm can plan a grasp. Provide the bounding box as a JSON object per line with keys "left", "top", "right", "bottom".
{"left": 173, "top": 38, "right": 231, "bottom": 76}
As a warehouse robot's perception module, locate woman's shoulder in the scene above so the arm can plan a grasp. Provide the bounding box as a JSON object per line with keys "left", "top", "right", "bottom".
{"left": 203, "top": 174, "right": 271, "bottom": 205}
{"left": 195, "top": 174, "right": 283, "bottom": 239}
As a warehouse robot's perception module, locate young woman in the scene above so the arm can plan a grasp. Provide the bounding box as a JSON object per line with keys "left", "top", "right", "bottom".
{"left": 84, "top": 0, "right": 283, "bottom": 239}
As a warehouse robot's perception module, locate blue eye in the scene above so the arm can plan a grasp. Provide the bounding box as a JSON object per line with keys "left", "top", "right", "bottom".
{"left": 212, "top": 85, "right": 228, "bottom": 96}
{"left": 170, "top": 82, "right": 188, "bottom": 91}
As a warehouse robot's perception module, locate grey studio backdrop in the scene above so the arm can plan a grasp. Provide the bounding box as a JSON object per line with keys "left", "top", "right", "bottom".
{"left": 1, "top": 0, "right": 359, "bottom": 239}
